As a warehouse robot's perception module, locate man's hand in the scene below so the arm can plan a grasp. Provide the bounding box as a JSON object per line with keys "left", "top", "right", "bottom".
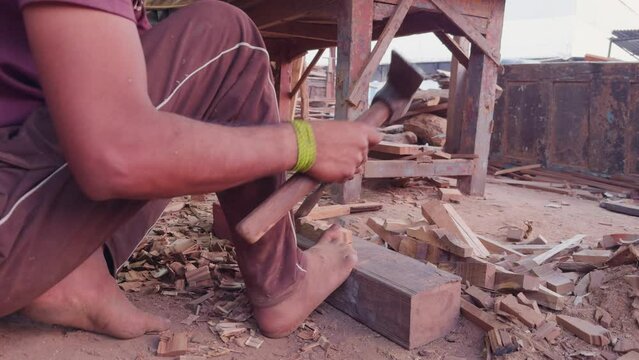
{"left": 306, "top": 121, "right": 382, "bottom": 183}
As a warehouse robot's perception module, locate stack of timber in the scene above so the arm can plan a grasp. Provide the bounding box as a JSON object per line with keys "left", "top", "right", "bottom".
{"left": 489, "top": 161, "right": 639, "bottom": 206}
{"left": 297, "top": 198, "right": 639, "bottom": 358}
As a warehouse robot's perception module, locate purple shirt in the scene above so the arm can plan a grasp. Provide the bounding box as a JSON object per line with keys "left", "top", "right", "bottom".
{"left": 0, "top": 0, "right": 150, "bottom": 127}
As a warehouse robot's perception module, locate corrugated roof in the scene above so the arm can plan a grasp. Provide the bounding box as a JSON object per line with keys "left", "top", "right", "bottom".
{"left": 611, "top": 29, "right": 639, "bottom": 58}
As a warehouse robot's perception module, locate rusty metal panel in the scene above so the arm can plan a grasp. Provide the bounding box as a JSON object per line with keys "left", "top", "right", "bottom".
{"left": 549, "top": 82, "right": 590, "bottom": 169}
{"left": 588, "top": 79, "right": 629, "bottom": 174}
{"left": 502, "top": 82, "right": 550, "bottom": 162}
{"left": 629, "top": 83, "right": 639, "bottom": 174}
{"left": 492, "top": 62, "right": 639, "bottom": 176}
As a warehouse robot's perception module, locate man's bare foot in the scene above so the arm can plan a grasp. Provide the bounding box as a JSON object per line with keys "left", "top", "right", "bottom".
{"left": 253, "top": 225, "right": 357, "bottom": 338}
{"left": 20, "top": 248, "right": 170, "bottom": 339}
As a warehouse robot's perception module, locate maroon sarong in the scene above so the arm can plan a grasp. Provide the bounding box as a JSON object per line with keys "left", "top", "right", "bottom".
{"left": 0, "top": 0, "right": 305, "bottom": 317}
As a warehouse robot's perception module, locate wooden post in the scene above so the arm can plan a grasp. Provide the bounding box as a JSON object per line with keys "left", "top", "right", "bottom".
{"left": 445, "top": 36, "right": 470, "bottom": 154}
{"left": 333, "top": 0, "right": 374, "bottom": 203}
{"left": 277, "top": 58, "right": 294, "bottom": 122}
{"left": 326, "top": 47, "right": 336, "bottom": 99}
{"left": 458, "top": 2, "right": 505, "bottom": 196}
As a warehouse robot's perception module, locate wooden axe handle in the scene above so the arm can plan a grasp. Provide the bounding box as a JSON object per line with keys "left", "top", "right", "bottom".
{"left": 236, "top": 102, "right": 390, "bottom": 244}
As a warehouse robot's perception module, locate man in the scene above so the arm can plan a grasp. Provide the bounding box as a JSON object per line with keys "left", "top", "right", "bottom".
{"left": 0, "top": 0, "right": 382, "bottom": 339}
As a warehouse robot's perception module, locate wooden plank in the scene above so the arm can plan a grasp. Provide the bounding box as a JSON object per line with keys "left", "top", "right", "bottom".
{"left": 407, "top": 227, "right": 473, "bottom": 258}
{"left": 600, "top": 199, "right": 639, "bottom": 217}
{"left": 497, "top": 295, "right": 545, "bottom": 328}
{"left": 430, "top": 0, "right": 500, "bottom": 65}
{"left": 460, "top": 298, "right": 504, "bottom": 332}
{"left": 465, "top": 285, "right": 494, "bottom": 309}
{"left": 421, "top": 200, "right": 485, "bottom": 257}
{"left": 494, "top": 164, "right": 542, "bottom": 176}
{"left": 364, "top": 159, "right": 474, "bottom": 178}
{"left": 556, "top": 315, "right": 611, "bottom": 346}
{"left": 531, "top": 235, "right": 586, "bottom": 266}
{"left": 302, "top": 204, "right": 350, "bottom": 221}
{"left": 509, "top": 244, "right": 554, "bottom": 254}
{"left": 434, "top": 31, "right": 469, "bottom": 68}
{"left": 442, "top": 203, "right": 491, "bottom": 257}
{"left": 298, "top": 234, "right": 461, "bottom": 349}
{"left": 370, "top": 141, "right": 425, "bottom": 155}
{"left": 438, "top": 188, "right": 463, "bottom": 203}
{"left": 347, "top": 0, "right": 415, "bottom": 106}
{"left": 525, "top": 285, "right": 565, "bottom": 311}
{"left": 477, "top": 235, "right": 525, "bottom": 256}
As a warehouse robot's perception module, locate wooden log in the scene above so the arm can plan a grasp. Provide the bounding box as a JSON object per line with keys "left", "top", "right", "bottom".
{"left": 298, "top": 234, "right": 461, "bottom": 349}
{"left": 402, "top": 114, "right": 447, "bottom": 146}
{"left": 556, "top": 315, "right": 610, "bottom": 346}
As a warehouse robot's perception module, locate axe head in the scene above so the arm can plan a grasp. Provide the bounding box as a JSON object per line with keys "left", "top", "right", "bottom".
{"left": 372, "top": 51, "right": 424, "bottom": 123}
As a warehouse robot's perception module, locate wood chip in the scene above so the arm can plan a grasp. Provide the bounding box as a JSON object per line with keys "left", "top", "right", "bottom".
{"left": 244, "top": 336, "right": 264, "bottom": 349}
{"left": 157, "top": 332, "right": 189, "bottom": 357}
{"left": 556, "top": 315, "right": 610, "bottom": 346}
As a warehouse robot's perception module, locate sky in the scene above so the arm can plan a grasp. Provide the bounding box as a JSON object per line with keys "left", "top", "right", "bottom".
{"left": 307, "top": 0, "right": 639, "bottom": 65}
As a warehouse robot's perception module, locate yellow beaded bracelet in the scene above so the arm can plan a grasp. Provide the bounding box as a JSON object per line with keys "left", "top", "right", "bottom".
{"left": 291, "top": 120, "right": 316, "bottom": 173}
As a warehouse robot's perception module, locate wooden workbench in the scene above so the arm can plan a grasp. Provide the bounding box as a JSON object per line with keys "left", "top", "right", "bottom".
{"left": 148, "top": 0, "right": 506, "bottom": 198}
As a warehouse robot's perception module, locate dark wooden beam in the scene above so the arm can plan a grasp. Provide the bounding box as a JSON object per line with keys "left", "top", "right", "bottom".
{"left": 430, "top": 0, "right": 500, "bottom": 64}
{"left": 347, "top": 0, "right": 415, "bottom": 107}
{"left": 333, "top": 0, "right": 374, "bottom": 204}
{"left": 297, "top": 234, "right": 461, "bottom": 349}
{"left": 458, "top": 0, "right": 505, "bottom": 195}
{"left": 434, "top": 31, "right": 469, "bottom": 68}
{"left": 261, "top": 23, "right": 337, "bottom": 43}
{"left": 246, "top": 0, "right": 338, "bottom": 29}
{"left": 291, "top": 48, "right": 326, "bottom": 97}
{"left": 444, "top": 36, "right": 470, "bottom": 154}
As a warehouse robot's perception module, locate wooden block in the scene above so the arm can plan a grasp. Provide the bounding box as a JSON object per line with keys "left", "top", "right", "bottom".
{"left": 465, "top": 285, "right": 494, "bottom": 309}
{"left": 408, "top": 227, "right": 473, "bottom": 258}
{"left": 557, "top": 261, "right": 597, "bottom": 273}
{"left": 157, "top": 332, "right": 189, "bottom": 357}
{"left": 212, "top": 203, "right": 232, "bottom": 240}
{"left": 370, "top": 141, "right": 425, "bottom": 155}
{"left": 421, "top": 200, "right": 490, "bottom": 257}
{"left": 298, "top": 234, "right": 461, "bottom": 349}
{"left": 529, "top": 235, "right": 549, "bottom": 245}
{"left": 525, "top": 286, "right": 566, "bottom": 311}
{"left": 460, "top": 298, "right": 504, "bottom": 332}
{"left": 303, "top": 205, "right": 350, "bottom": 221}
{"left": 185, "top": 266, "right": 212, "bottom": 288}
{"left": 531, "top": 235, "right": 586, "bottom": 265}
{"left": 574, "top": 273, "right": 590, "bottom": 296}
{"left": 494, "top": 270, "right": 541, "bottom": 291}
{"left": 556, "top": 315, "right": 610, "bottom": 346}
{"left": 455, "top": 261, "right": 496, "bottom": 289}
{"left": 383, "top": 218, "right": 413, "bottom": 233}
{"left": 533, "top": 321, "right": 561, "bottom": 343}
{"left": 595, "top": 307, "right": 613, "bottom": 328}
{"left": 615, "top": 339, "right": 639, "bottom": 354}
{"left": 618, "top": 351, "right": 639, "bottom": 360}
{"left": 625, "top": 275, "right": 639, "bottom": 291}
{"left": 600, "top": 233, "right": 639, "bottom": 249}
{"left": 506, "top": 228, "right": 525, "bottom": 242}
{"left": 544, "top": 273, "right": 575, "bottom": 295}
{"left": 438, "top": 188, "right": 463, "bottom": 203}
{"left": 367, "top": 217, "right": 404, "bottom": 250}
{"left": 432, "top": 150, "right": 452, "bottom": 159}
{"left": 516, "top": 293, "right": 541, "bottom": 314}
{"left": 606, "top": 245, "right": 639, "bottom": 266}
{"left": 498, "top": 294, "right": 545, "bottom": 328}
{"left": 572, "top": 249, "right": 613, "bottom": 265}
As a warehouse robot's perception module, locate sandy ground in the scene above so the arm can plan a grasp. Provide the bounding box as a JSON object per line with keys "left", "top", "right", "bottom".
{"left": 1, "top": 179, "right": 637, "bottom": 360}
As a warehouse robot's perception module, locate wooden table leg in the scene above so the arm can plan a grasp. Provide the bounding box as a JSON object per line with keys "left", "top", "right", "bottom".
{"left": 458, "top": 2, "right": 505, "bottom": 196}
{"left": 332, "top": 0, "right": 374, "bottom": 204}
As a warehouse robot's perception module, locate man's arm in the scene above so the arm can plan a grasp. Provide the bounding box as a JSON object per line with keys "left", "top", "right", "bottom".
{"left": 23, "top": 4, "right": 380, "bottom": 200}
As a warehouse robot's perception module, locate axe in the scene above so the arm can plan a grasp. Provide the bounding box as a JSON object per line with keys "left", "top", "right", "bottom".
{"left": 237, "top": 51, "right": 424, "bottom": 244}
